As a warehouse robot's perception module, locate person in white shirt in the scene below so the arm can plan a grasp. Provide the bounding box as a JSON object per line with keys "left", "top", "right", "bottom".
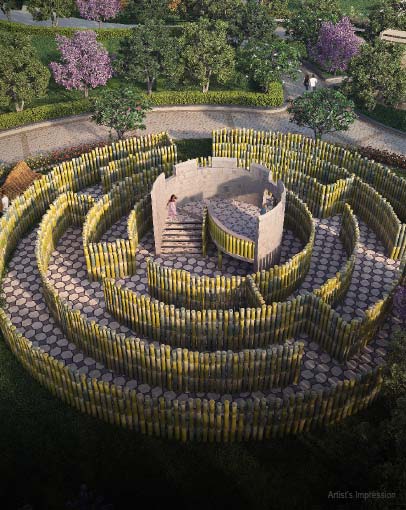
{"left": 309, "top": 74, "right": 318, "bottom": 91}
{"left": 1, "top": 193, "right": 9, "bottom": 214}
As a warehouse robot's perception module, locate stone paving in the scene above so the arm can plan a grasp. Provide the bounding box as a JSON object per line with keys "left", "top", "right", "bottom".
{"left": 1, "top": 109, "right": 405, "bottom": 166}
{"left": 1, "top": 187, "right": 402, "bottom": 400}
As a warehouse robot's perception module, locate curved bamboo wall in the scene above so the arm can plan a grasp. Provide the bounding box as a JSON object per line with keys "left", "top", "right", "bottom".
{"left": 35, "top": 191, "right": 304, "bottom": 394}
{"left": 212, "top": 129, "right": 406, "bottom": 259}
{"left": 82, "top": 169, "right": 161, "bottom": 281}
{"left": 148, "top": 192, "right": 315, "bottom": 310}
{"left": 0, "top": 130, "right": 402, "bottom": 441}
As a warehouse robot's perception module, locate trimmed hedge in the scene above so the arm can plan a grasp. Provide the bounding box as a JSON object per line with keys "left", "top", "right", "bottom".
{"left": 149, "top": 85, "right": 284, "bottom": 108}
{"left": 0, "top": 19, "right": 131, "bottom": 40}
{"left": 0, "top": 99, "right": 90, "bottom": 130}
{"left": 0, "top": 84, "right": 284, "bottom": 130}
{"left": 359, "top": 103, "right": 406, "bottom": 133}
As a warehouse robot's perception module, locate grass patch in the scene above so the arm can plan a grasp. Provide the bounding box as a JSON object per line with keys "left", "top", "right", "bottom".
{"left": 176, "top": 138, "right": 212, "bottom": 161}
{"left": 288, "top": 0, "right": 371, "bottom": 18}
{"left": 0, "top": 334, "right": 377, "bottom": 510}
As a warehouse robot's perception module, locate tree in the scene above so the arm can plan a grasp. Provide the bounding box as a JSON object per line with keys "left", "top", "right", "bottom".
{"left": 115, "top": 20, "right": 182, "bottom": 95}
{"left": 27, "top": 0, "right": 75, "bottom": 27}
{"left": 310, "top": 17, "right": 363, "bottom": 74}
{"left": 238, "top": 38, "right": 301, "bottom": 92}
{"left": 240, "top": 0, "right": 277, "bottom": 42}
{"left": 0, "top": 31, "right": 50, "bottom": 111}
{"left": 180, "top": 18, "right": 235, "bottom": 93}
{"left": 288, "top": 88, "right": 356, "bottom": 139}
{"left": 258, "top": 0, "right": 290, "bottom": 18}
{"left": 123, "top": 0, "right": 174, "bottom": 23}
{"left": 367, "top": 0, "right": 406, "bottom": 40}
{"left": 343, "top": 40, "right": 406, "bottom": 110}
{"left": 91, "top": 87, "right": 152, "bottom": 139}
{"left": 76, "top": 0, "right": 122, "bottom": 28}
{"left": 286, "top": 0, "right": 343, "bottom": 46}
{"left": 174, "top": 0, "right": 244, "bottom": 21}
{"left": 173, "top": 0, "right": 245, "bottom": 44}
{"left": 50, "top": 31, "right": 113, "bottom": 98}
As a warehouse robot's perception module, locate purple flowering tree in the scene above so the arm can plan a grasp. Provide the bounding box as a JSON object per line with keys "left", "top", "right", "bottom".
{"left": 76, "top": 0, "right": 122, "bottom": 28}
{"left": 50, "top": 31, "right": 113, "bottom": 98}
{"left": 310, "top": 17, "right": 363, "bottom": 74}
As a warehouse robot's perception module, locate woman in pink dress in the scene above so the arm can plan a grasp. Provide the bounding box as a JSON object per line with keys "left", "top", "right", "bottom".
{"left": 167, "top": 194, "right": 177, "bottom": 218}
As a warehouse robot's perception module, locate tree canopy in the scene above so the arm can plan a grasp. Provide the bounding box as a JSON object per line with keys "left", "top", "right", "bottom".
{"left": 91, "top": 87, "right": 151, "bottom": 139}
{"left": 310, "top": 17, "right": 363, "bottom": 74}
{"left": 76, "top": 0, "right": 122, "bottom": 27}
{"left": 26, "top": 0, "right": 75, "bottom": 26}
{"left": 343, "top": 40, "right": 406, "bottom": 110}
{"left": 239, "top": 37, "right": 301, "bottom": 92}
{"left": 50, "top": 31, "right": 113, "bottom": 97}
{"left": 0, "top": 31, "right": 50, "bottom": 111}
{"left": 367, "top": 0, "right": 406, "bottom": 39}
{"left": 180, "top": 18, "right": 235, "bottom": 93}
{"left": 115, "top": 20, "right": 182, "bottom": 95}
{"left": 288, "top": 88, "right": 356, "bottom": 139}
{"left": 286, "top": 0, "right": 343, "bottom": 46}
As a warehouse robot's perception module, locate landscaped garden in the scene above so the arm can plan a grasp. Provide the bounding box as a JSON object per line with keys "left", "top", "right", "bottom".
{"left": 0, "top": 2, "right": 406, "bottom": 509}
{"left": 0, "top": 0, "right": 405, "bottom": 131}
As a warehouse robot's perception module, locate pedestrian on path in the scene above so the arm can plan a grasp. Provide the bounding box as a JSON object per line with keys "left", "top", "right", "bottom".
{"left": 303, "top": 73, "right": 310, "bottom": 91}
{"left": 167, "top": 194, "right": 177, "bottom": 218}
{"left": 309, "top": 74, "right": 318, "bottom": 91}
{"left": 1, "top": 192, "right": 9, "bottom": 214}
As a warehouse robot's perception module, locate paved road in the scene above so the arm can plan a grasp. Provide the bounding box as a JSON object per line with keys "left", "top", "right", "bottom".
{"left": 0, "top": 107, "right": 405, "bottom": 165}
{"left": 0, "top": 8, "right": 136, "bottom": 28}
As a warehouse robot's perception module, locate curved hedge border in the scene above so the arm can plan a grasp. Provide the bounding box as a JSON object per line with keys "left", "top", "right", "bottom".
{"left": 0, "top": 19, "right": 131, "bottom": 40}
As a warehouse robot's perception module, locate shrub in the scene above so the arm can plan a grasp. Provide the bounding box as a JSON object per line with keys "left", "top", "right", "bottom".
{"left": 149, "top": 85, "right": 284, "bottom": 107}
{"left": 0, "top": 99, "right": 90, "bottom": 130}
{"left": 355, "top": 146, "right": 406, "bottom": 171}
{"left": 0, "top": 20, "right": 131, "bottom": 41}
{"left": 358, "top": 103, "right": 406, "bottom": 133}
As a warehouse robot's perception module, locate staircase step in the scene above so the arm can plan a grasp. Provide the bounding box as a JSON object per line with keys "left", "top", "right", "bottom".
{"left": 162, "top": 235, "right": 202, "bottom": 241}
{"left": 165, "top": 219, "right": 202, "bottom": 225}
{"left": 162, "top": 247, "right": 202, "bottom": 254}
{"left": 162, "top": 241, "right": 202, "bottom": 247}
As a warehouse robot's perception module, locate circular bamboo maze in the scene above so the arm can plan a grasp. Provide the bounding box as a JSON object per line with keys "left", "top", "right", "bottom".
{"left": 0, "top": 130, "right": 404, "bottom": 441}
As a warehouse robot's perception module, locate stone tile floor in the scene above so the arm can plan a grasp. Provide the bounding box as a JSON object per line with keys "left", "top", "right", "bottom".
{"left": 2, "top": 190, "right": 403, "bottom": 401}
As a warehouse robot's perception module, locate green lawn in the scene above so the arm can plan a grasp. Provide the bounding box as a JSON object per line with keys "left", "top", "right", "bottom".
{"left": 289, "top": 0, "right": 371, "bottom": 18}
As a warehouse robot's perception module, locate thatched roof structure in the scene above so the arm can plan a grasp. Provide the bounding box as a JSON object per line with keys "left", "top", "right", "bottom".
{"left": 1, "top": 161, "right": 42, "bottom": 208}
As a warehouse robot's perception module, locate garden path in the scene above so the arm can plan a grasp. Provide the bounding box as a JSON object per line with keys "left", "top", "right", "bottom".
{"left": 1, "top": 104, "right": 405, "bottom": 165}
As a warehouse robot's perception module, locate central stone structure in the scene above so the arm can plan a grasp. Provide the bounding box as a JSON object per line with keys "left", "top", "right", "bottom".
{"left": 151, "top": 157, "right": 286, "bottom": 270}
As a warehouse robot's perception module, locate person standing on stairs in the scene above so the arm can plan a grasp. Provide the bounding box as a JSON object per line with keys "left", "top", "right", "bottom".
{"left": 167, "top": 194, "right": 177, "bottom": 218}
